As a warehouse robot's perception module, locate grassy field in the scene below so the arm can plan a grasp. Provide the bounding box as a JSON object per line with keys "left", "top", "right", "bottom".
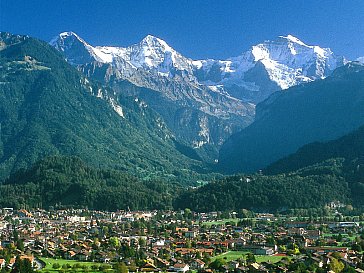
{"left": 40, "top": 258, "right": 107, "bottom": 272}
{"left": 255, "top": 255, "right": 286, "bottom": 263}
{"left": 211, "top": 251, "right": 287, "bottom": 264}
{"left": 322, "top": 233, "right": 357, "bottom": 246}
{"left": 211, "top": 251, "right": 249, "bottom": 262}
{"left": 198, "top": 218, "right": 241, "bottom": 227}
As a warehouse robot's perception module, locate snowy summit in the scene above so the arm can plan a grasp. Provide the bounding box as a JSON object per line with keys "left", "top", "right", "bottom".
{"left": 51, "top": 32, "right": 346, "bottom": 103}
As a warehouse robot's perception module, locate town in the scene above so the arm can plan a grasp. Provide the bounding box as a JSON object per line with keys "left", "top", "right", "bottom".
{"left": 0, "top": 208, "right": 364, "bottom": 273}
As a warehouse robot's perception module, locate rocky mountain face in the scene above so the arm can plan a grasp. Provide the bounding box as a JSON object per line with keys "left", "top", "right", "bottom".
{"left": 50, "top": 32, "right": 345, "bottom": 160}
{"left": 218, "top": 62, "right": 364, "bottom": 173}
{"left": 0, "top": 32, "right": 206, "bottom": 183}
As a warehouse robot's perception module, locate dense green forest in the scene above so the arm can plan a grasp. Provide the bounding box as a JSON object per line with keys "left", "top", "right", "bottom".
{"left": 0, "top": 155, "right": 363, "bottom": 212}
{"left": 185, "top": 119, "right": 364, "bottom": 212}
{"left": 0, "top": 156, "right": 181, "bottom": 210}
{"left": 175, "top": 159, "right": 358, "bottom": 211}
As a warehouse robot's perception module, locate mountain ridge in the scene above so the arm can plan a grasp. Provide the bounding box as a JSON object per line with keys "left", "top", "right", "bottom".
{"left": 264, "top": 124, "right": 364, "bottom": 175}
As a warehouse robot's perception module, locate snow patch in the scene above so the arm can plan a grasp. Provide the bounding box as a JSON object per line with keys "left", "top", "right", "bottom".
{"left": 280, "top": 35, "right": 308, "bottom": 47}
{"left": 110, "top": 99, "right": 125, "bottom": 118}
{"left": 192, "top": 140, "right": 207, "bottom": 148}
{"left": 356, "top": 57, "right": 364, "bottom": 64}
{"left": 97, "top": 88, "right": 103, "bottom": 98}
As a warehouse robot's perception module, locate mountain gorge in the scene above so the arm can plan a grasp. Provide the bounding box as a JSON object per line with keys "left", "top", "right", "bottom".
{"left": 50, "top": 32, "right": 255, "bottom": 159}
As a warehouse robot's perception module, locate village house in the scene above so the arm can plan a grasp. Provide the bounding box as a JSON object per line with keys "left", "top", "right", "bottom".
{"left": 19, "top": 255, "right": 37, "bottom": 268}
{"left": 239, "top": 245, "right": 275, "bottom": 255}
{"left": 0, "top": 259, "right": 5, "bottom": 269}
{"left": 191, "top": 259, "right": 205, "bottom": 270}
{"left": 170, "top": 263, "right": 190, "bottom": 273}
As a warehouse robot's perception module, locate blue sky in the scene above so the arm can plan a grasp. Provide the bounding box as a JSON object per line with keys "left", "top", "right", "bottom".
{"left": 1, "top": 0, "right": 363, "bottom": 60}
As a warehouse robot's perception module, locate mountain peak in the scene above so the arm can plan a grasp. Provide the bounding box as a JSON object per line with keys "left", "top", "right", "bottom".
{"left": 278, "top": 34, "right": 308, "bottom": 46}
{"left": 139, "top": 34, "right": 172, "bottom": 51}
{"left": 142, "top": 34, "right": 160, "bottom": 42}
{"left": 248, "top": 34, "right": 339, "bottom": 73}
{"left": 50, "top": 31, "right": 112, "bottom": 65}
{"left": 59, "top": 31, "right": 79, "bottom": 38}
{"left": 50, "top": 31, "right": 85, "bottom": 48}
{"left": 276, "top": 35, "right": 333, "bottom": 58}
{"left": 356, "top": 56, "right": 364, "bottom": 64}
{"left": 50, "top": 31, "right": 346, "bottom": 104}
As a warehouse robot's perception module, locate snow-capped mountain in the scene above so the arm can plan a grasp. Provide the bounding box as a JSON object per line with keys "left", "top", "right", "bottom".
{"left": 356, "top": 56, "right": 364, "bottom": 64}
{"left": 51, "top": 32, "right": 346, "bottom": 104}
{"left": 50, "top": 32, "right": 346, "bottom": 160}
{"left": 50, "top": 32, "right": 255, "bottom": 160}
{"left": 50, "top": 32, "right": 196, "bottom": 80}
{"left": 50, "top": 32, "right": 111, "bottom": 65}
{"left": 194, "top": 35, "right": 346, "bottom": 102}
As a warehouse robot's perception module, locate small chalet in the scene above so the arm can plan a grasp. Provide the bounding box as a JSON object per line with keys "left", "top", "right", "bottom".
{"left": 171, "top": 263, "right": 190, "bottom": 273}
{"left": 0, "top": 259, "right": 5, "bottom": 269}
{"left": 191, "top": 259, "right": 205, "bottom": 270}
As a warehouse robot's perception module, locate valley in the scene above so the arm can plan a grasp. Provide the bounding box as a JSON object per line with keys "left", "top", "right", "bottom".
{"left": 0, "top": 31, "right": 364, "bottom": 215}
{"left": 2, "top": 2, "right": 364, "bottom": 273}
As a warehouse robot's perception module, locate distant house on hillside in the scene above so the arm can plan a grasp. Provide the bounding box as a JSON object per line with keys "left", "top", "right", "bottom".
{"left": 64, "top": 250, "right": 76, "bottom": 260}
{"left": 305, "top": 247, "right": 349, "bottom": 254}
{"left": 20, "top": 255, "right": 37, "bottom": 268}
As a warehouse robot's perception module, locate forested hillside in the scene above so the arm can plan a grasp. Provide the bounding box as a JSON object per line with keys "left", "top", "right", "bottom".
{"left": 0, "top": 32, "right": 207, "bottom": 184}
{"left": 0, "top": 156, "right": 180, "bottom": 210}
{"left": 175, "top": 159, "right": 355, "bottom": 211}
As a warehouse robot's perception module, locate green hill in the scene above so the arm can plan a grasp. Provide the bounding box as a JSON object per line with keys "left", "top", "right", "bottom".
{"left": 0, "top": 156, "right": 179, "bottom": 210}
{"left": 175, "top": 158, "right": 354, "bottom": 211}
{"left": 0, "top": 32, "right": 208, "bottom": 184}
